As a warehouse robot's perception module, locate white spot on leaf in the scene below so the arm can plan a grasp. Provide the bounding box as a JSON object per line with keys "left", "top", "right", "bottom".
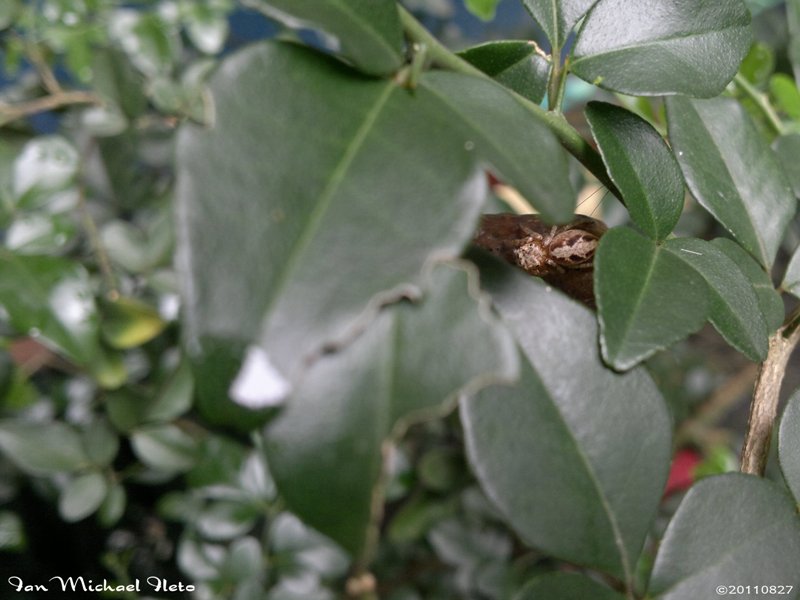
{"left": 229, "top": 346, "right": 291, "bottom": 409}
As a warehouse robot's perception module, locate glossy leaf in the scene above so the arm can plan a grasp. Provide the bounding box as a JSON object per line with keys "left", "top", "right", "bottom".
{"left": 595, "top": 228, "right": 709, "bottom": 370}
{"left": 421, "top": 71, "right": 574, "bottom": 222}
{"left": 770, "top": 74, "right": 800, "bottom": 120}
{"left": 131, "top": 424, "right": 200, "bottom": 473}
{"left": 100, "top": 296, "right": 166, "bottom": 349}
{"left": 521, "top": 0, "right": 598, "bottom": 50}
{"left": 585, "top": 102, "right": 684, "bottom": 240}
{"left": 666, "top": 96, "right": 795, "bottom": 268}
{"left": 779, "top": 387, "right": 800, "bottom": 503}
{"left": 265, "top": 263, "right": 517, "bottom": 556}
{"left": 712, "top": 238, "right": 784, "bottom": 333}
{"left": 12, "top": 136, "right": 79, "bottom": 198}
{"left": 177, "top": 42, "right": 488, "bottom": 395}
{"left": 650, "top": 474, "right": 800, "bottom": 598}
{"left": 773, "top": 133, "right": 800, "bottom": 198}
{"left": 458, "top": 41, "right": 550, "bottom": 103}
{"left": 0, "top": 420, "right": 90, "bottom": 475}
{"left": 59, "top": 472, "right": 108, "bottom": 522}
{"left": 81, "top": 419, "right": 120, "bottom": 468}
{"left": 572, "top": 0, "right": 751, "bottom": 97}
{"left": 0, "top": 253, "right": 101, "bottom": 367}
{"left": 248, "top": 0, "right": 402, "bottom": 76}
{"left": 665, "top": 238, "right": 767, "bottom": 361}
{"left": 514, "top": 573, "right": 624, "bottom": 600}
{"left": 462, "top": 254, "right": 671, "bottom": 582}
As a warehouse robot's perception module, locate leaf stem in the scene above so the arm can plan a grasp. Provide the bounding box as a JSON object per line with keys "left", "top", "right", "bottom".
{"left": 398, "top": 6, "right": 620, "bottom": 199}
{"left": 733, "top": 73, "right": 787, "bottom": 137}
{"left": 740, "top": 306, "right": 800, "bottom": 475}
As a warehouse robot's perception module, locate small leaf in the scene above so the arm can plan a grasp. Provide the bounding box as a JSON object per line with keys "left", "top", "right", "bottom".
{"left": 0, "top": 253, "right": 102, "bottom": 367}
{"left": 59, "top": 472, "right": 108, "bottom": 522}
{"left": 585, "top": 102, "right": 684, "bottom": 240}
{"left": 81, "top": 419, "right": 120, "bottom": 468}
{"left": 650, "top": 474, "right": 800, "bottom": 598}
{"left": 779, "top": 387, "right": 800, "bottom": 503}
{"left": 98, "top": 484, "right": 126, "bottom": 527}
{"left": 0, "top": 420, "right": 90, "bottom": 475}
{"left": 131, "top": 424, "right": 199, "bottom": 473}
{"left": 572, "top": 0, "right": 751, "bottom": 97}
{"left": 458, "top": 41, "right": 550, "bottom": 104}
{"left": 108, "top": 10, "right": 179, "bottom": 77}
{"left": 421, "top": 71, "right": 574, "bottom": 222}
{"left": 773, "top": 133, "right": 800, "bottom": 198}
{"left": 712, "top": 238, "right": 784, "bottom": 333}
{"left": 739, "top": 41, "right": 775, "bottom": 88}
{"left": 265, "top": 263, "right": 517, "bottom": 556}
{"left": 195, "top": 501, "right": 260, "bottom": 541}
{"left": 462, "top": 255, "right": 671, "bottom": 582}
{"left": 464, "top": 0, "right": 501, "bottom": 20}
{"left": 666, "top": 96, "right": 795, "bottom": 268}
{"left": 595, "top": 228, "right": 709, "bottom": 370}
{"left": 514, "top": 573, "right": 624, "bottom": 600}
{"left": 521, "top": 0, "right": 598, "bottom": 51}
{"left": 13, "top": 136, "right": 79, "bottom": 198}
{"left": 0, "top": 511, "right": 25, "bottom": 551}
{"left": 770, "top": 74, "right": 800, "bottom": 120}
{"left": 248, "top": 0, "right": 403, "bottom": 76}
{"left": 101, "top": 296, "right": 166, "bottom": 349}
{"left": 665, "top": 238, "right": 768, "bottom": 361}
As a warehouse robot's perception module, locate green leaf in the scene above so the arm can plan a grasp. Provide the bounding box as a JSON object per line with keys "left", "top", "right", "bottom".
{"left": 98, "top": 483, "right": 126, "bottom": 527}
{"left": 514, "top": 573, "right": 624, "bottom": 600}
{"left": 5, "top": 213, "right": 77, "bottom": 255}
{"left": 265, "top": 263, "right": 517, "bottom": 556}
{"left": 458, "top": 41, "right": 550, "bottom": 104}
{"left": 773, "top": 133, "right": 800, "bottom": 198}
{"left": 196, "top": 501, "right": 260, "bottom": 541}
{"left": 100, "top": 296, "right": 166, "bottom": 349}
{"left": 462, "top": 255, "right": 671, "bottom": 582}
{"left": 665, "top": 238, "right": 767, "bottom": 361}
{"left": 131, "top": 424, "right": 199, "bottom": 473}
{"left": 790, "top": 0, "right": 800, "bottom": 83}
{"left": 521, "top": 0, "right": 598, "bottom": 51}
{"left": 784, "top": 244, "right": 800, "bottom": 300}
{"left": 666, "top": 96, "right": 795, "bottom": 268}
{"left": 421, "top": 71, "right": 574, "bottom": 222}
{"left": 739, "top": 41, "right": 775, "bottom": 88}
{"left": 108, "top": 10, "right": 179, "bottom": 77}
{"left": 712, "top": 238, "right": 784, "bottom": 333}
{"left": 81, "top": 419, "right": 120, "bottom": 468}
{"left": 249, "top": 0, "right": 403, "bottom": 76}
{"left": 59, "top": 472, "right": 108, "bottom": 522}
{"left": 595, "top": 228, "right": 709, "bottom": 370}
{"left": 12, "top": 136, "right": 79, "bottom": 198}
{"left": 572, "top": 0, "right": 751, "bottom": 97}
{"left": 464, "top": 0, "right": 501, "bottom": 20}
{"left": 779, "top": 388, "right": 800, "bottom": 503}
{"left": 769, "top": 74, "right": 800, "bottom": 120}
{"left": 176, "top": 42, "right": 488, "bottom": 391}
{"left": 0, "top": 253, "right": 102, "bottom": 367}
{"left": 585, "top": 102, "right": 684, "bottom": 240}
{"left": 0, "top": 420, "right": 90, "bottom": 475}
{"left": 0, "top": 510, "right": 25, "bottom": 551}
{"left": 649, "top": 474, "right": 800, "bottom": 598}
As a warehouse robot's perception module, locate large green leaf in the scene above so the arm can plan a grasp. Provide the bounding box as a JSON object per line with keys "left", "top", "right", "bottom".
{"left": 0, "top": 420, "right": 90, "bottom": 475}
{"left": 462, "top": 254, "right": 671, "bottom": 583}
{"left": 521, "top": 0, "right": 598, "bottom": 51}
{"left": 572, "top": 0, "right": 751, "bottom": 97}
{"left": 247, "top": 0, "right": 402, "bottom": 76}
{"left": 265, "top": 263, "right": 517, "bottom": 556}
{"left": 421, "top": 71, "right": 574, "bottom": 222}
{"left": 789, "top": 0, "right": 800, "bottom": 83}
{"left": 773, "top": 133, "right": 800, "bottom": 198}
{"left": 0, "top": 252, "right": 101, "bottom": 366}
{"left": 585, "top": 102, "right": 684, "bottom": 240}
{"left": 665, "top": 238, "right": 767, "bottom": 361}
{"left": 649, "top": 474, "right": 800, "bottom": 598}
{"left": 458, "top": 41, "right": 550, "bottom": 104}
{"left": 779, "top": 388, "right": 800, "bottom": 504}
{"left": 514, "top": 573, "right": 624, "bottom": 600}
{"left": 666, "top": 96, "right": 795, "bottom": 268}
{"left": 713, "top": 238, "right": 784, "bottom": 332}
{"left": 176, "top": 42, "right": 488, "bottom": 400}
{"left": 595, "top": 228, "right": 709, "bottom": 370}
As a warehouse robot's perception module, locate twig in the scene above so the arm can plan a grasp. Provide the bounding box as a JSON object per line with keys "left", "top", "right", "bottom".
{"left": 397, "top": 6, "right": 621, "bottom": 201}
{"left": 740, "top": 307, "right": 800, "bottom": 475}
{"left": 0, "top": 91, "right": 103, "bottom": 125}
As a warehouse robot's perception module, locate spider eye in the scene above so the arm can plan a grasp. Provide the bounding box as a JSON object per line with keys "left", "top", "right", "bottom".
{"left": 550, "top": 231, "right": 599, "bottom": 266}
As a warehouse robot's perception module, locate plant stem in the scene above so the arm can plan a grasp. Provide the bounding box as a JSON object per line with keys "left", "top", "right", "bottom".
{"left": 740, "top": 307, "right": 800, "bottom": 475}
{"left": 733, "top": 73, "right": 787, "bottom": 137}
{"left": 0, "top": 91, "right": 103, "bottom": 126}
{"left": 398, "top": 6, "right": 620, "bottom": 200}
